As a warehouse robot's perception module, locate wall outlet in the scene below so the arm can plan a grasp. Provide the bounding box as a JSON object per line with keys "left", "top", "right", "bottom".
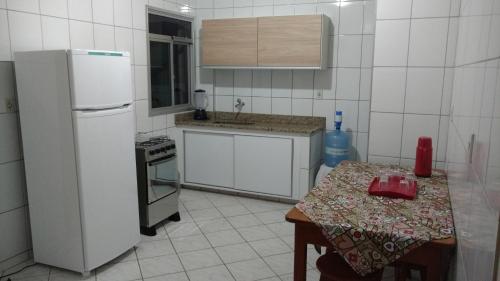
{"left": 4, "top": 97, "right": 17, "bottom": 113}
{"left": 316, "top": 91, "right": 323, "bottom": 99}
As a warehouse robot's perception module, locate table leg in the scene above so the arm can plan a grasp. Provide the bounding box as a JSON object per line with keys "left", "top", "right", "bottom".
{"left": 294, "top": 224, "right": 308, "bottom": 281}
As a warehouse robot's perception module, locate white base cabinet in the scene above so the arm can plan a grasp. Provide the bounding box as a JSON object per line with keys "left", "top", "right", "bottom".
{"left": 176, "top": 127, "right": 323, "bottom": 200}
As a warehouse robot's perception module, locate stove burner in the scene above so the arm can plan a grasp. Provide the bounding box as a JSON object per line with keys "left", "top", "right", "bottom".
{"left": 136, "top": 135, "right": 171, "bottom": 147}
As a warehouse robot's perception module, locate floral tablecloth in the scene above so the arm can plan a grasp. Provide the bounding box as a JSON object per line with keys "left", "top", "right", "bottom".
{"left": 296, "top": 161, "right": 455, "bottom": 276}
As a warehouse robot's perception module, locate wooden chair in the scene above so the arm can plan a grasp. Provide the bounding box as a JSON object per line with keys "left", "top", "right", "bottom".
{"left": 316, "top": 252, "right": 384, "bottom": 281}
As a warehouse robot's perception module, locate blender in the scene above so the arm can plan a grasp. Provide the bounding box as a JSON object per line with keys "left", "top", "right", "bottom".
{"left": 193, "top": 89, "right": 208, "bottom": 120}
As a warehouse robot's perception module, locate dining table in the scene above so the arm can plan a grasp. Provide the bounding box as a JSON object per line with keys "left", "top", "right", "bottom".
{"left": 286, "top": 161, "right": 456, "bottom": 281}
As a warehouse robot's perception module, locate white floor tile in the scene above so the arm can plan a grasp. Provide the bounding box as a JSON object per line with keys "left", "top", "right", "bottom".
{"left": 249, "top": 238, "right": 292, "bottom": 257}
{"left": 178, "top": 248, "right": 222, "bottom": 271}
{"left": 165, "top": 222, "right": 202, "bottom": 238}
{"left": 226, "top": 258, "right": 276, "bottom": 281}
{"left": 170, "top": 234, "right": 212, "bottom": 253}
{"left": 186, "top": 265, "right": 235, "bottom": 281}
{"left": 205, "top": 229, "right": 245, "bottom": 247}
{"left": 263, "top": 253, "right": 295, "bottom": 275}
{"left": 108, "top": 248, "right": 137, "bottom": 264}
{"left": 135, "top": 239, "right": 175, "bottom": 259}
{"left": 138, "top": 255, "right": 183, "bottom": 279}
{"left": 214, "top": 243, "right": 259, "bottom": 264}
{"left": 206, "top": 194, "right": 241, "bottom": 207}
{"left": 254, "top": 210, "right": 286, "bottom": 224}
{"left": 49, "top": 267, "right": 95, "bottom": 281}
{"left": 143, "top": 271, "right": 189, "bottom": 281}
{"left": 217, "top": 205, "right": 251, "bottom": 217}
{"left": 183, "top": 199, "right": 215, "bottom": 211}
{"left": 237, "top": 225, "right": 276, "bottom": 242}
{"left": 96, "top": 260, "right": 141, "bottom": 281}
{"left": 227, "top": 214, "right": 262, "bottom": 228}
{"left": 265, "top": 222, "right": 294, "bottom": 237}
{"left": 2, "top": 262, "right": 50, "bottom": 280}
{"left": 197, "top": 218, "right": 234, "bottom": 234}
{"left": 189, "top": 208, "right": 223, "bottom": 222}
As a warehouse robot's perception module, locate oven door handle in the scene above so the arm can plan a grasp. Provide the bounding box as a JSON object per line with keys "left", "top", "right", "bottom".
{"left": 148, "top": 153, "right": 176, "bottom": 165}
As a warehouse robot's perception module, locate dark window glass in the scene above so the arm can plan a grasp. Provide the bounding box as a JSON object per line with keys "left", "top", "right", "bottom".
{"left": 173, "top": 44, "right": 189, "bottom": 105}
{"left": 149, "top": 41, "right": 172, "bottom": 109}
{"left": 148, "top": 14, "right": 192, "bottom": 38}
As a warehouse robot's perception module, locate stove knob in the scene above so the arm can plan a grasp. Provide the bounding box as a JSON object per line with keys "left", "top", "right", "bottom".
{"left": 149, "top": 150, "right": 155, "bottom": 155}
{"left": 171, "top": 144, "right": 176, "bottom": 149}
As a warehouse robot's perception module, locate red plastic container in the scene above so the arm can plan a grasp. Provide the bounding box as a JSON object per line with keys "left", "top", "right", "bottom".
{"left": 414, "top": 137, "right": 433, "bottom": 177}
{"left": 368, "top": 176, "right": 417, "bottom": 200}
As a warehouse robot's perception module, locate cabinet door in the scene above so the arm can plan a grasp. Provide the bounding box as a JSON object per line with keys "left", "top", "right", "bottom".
{"left": 258, "top": 15, "right": 323, "bottom": 67}
{"left": 235, "top": 135, "right": 292, "bottom": 197}
{"left": 201, "top": 18, "right": 258, "bottom": 66}
{"left": 184, "top": 132, "right": 234, "bottom": 187}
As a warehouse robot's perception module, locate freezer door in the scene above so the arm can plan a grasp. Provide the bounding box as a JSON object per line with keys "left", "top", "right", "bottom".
{"left": 72, "top": 105, "right": 140, "bottom": 270}
{"left": 69, "top": 50, "right": 133, "bottom": 110}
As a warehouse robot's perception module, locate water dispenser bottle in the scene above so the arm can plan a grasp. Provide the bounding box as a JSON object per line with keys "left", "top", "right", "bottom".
{"left": 324, "top": 111, "right": 350, "bottom": 167}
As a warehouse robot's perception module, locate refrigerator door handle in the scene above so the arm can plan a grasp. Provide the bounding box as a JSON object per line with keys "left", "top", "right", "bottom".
{"left": 74, "top": 104, "right": 133, "bottom": 118}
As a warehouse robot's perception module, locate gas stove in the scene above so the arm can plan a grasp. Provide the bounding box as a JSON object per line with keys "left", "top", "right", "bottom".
{"left": 135, "top": 135, "right": 176, "bottom": 162}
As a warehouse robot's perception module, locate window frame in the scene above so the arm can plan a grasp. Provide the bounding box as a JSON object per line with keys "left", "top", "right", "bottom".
{"left": 146, "top": 6, "right": 195, "bottom": 116}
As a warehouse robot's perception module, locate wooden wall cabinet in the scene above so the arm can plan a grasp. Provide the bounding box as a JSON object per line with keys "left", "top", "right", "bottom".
{"left": 201, "top": 15, "right": 329, "bottom": 69}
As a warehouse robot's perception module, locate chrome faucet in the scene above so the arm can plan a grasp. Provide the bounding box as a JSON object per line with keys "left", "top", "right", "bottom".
{"left": 234, "top": 98, "right": 245, "bottom": 119}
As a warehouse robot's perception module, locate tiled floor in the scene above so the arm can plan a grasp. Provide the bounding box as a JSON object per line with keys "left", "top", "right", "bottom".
{"left": 1, "top": 189, "right": 406, "bottom": 281}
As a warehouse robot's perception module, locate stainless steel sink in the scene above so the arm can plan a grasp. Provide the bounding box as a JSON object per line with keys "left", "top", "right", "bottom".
{"left": 214, "top": 119, "right": 255, "bottom": 125}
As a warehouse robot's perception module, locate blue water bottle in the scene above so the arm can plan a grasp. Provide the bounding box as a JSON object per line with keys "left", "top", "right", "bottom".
{"left": 324, "top": 111, "right": 350, "bottom": 167}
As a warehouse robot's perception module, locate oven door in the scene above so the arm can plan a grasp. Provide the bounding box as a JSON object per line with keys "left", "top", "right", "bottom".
{"left": 147, "top": 154, "right": 178, "bottom": 204}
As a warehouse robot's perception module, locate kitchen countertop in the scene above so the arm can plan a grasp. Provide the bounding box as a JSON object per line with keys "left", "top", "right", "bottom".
{"left": 175, "top": 111, "right": 326, "bottom": 135}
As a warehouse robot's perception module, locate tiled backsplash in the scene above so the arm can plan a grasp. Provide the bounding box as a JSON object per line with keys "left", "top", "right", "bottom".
{"left": 368, "top": 0, "right": 458, "bottom": 168}
{"left": 0, "top": 0, "right": 192, "bottom": 271}
{"left": 194, "top": 0, "right": 376, "bottom": 162}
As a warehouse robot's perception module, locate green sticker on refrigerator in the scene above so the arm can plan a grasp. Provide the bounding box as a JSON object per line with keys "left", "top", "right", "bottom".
{"left": 87, "top": 51, "right": 123, "bottom": 56}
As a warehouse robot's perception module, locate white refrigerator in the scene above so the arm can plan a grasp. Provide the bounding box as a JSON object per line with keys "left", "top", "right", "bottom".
{"left": 15, "top": 50, "right": 140, "bottom": 274}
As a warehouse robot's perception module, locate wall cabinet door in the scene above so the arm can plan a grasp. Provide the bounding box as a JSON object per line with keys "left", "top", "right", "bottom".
{"left": 258, "top": 15, "right": 323, "bottom": 67}
{"left": 184, "top": 132, "right": 234, "bottom": 187}
{"left": 201, "top": 18, "right": 258, "bottom": 66}
{"left": 234, "top": 135, "right": 292, "bottom": 197}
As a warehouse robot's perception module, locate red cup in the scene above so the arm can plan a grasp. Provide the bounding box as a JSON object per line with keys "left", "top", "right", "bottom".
{"left": 414, "top": 137, "right": 432, "bottom": 177}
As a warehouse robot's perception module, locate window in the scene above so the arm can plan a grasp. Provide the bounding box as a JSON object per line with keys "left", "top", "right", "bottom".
{"left": 147, "top": 8, "right": 193, "bottom": 115}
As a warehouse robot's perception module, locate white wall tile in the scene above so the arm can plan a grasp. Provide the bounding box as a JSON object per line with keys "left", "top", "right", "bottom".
{"left": 376, "top": 0, "right": 412, "bottom": 19}
{"left": 68, "top": 0, "right": 92, "bottom": 21}
{"left": 253, "top": 5, "right": 272, "bottom": 16}
{"left": 405, "top": 68, "right": 444, "bottom": 114}
{"left": 6, "top": 0, "right": 39, "bottom": 13}
{"left": 135, "top": 99, "right": 153, "bottom": 133}
{"left": 234, "top": 0, "right": 251, "bottom": 7}
{"left": 272, "top": 97, "right": 292, "bottom": 115}
{"left": 234, "top": 70, "right": 252, "bottom": 96}
{"left": 0, "top": 161, "right": 26, "bottom": 213}
{"left": 214, "top": 7, "right": 234, "bottom": 18}
{"left": 234, "top": 6, "right": 253, "bottom": 17}
{"left": 197, "top": 0, "right": 214, "bottom": 9}
{"left": 274, "top": 4, "right": 294, "bottom": 16}
{"left": 254, "top": 0, "right": 272, "bottom": 6}
{"left": 292, "top": 98, "right": 313, "bottom": 116}
{"left": 371, "top": 67, "right": 406, "bottom": 113}
{"left": 132, "top": 0, "right": 148, "bottom": 30}
{"left": 373, "top": 19, "right": 410, "bottom": 66}
{"left": 134, "top": 65, "right": 148, "bottom": 100}
{"left": 339, "top": 1, "right": 363, "bottom": 34}
{"left": 115, "top": 27, "right": 134, "bottom": 62}
{"left": 69, "top": 20, "right": 94, "bottom": 49}
{"left": 294, "top": 4, "right": 316, "bottom": 16}
{"left": 40, "top": 0, "right": 68, "bottom": 18}
{"left": 313, "top": 68, "right": 336, "bottom": 100}
{"left": 94, "top": 24, "right": 115, "bottom": 50}
{"left": 369, "top": 112, "right": 403, "bottom": 157}
{"left": 408, "top": 18, "right": 449, "bottom": 67}
{"left": 361, "top": 35, "right": 374, "bottom": 67}
{"left": 0, "top": 10, "right": 12, "bottom": 60}
{"left": 337, "top": 35, "right": 362, "bottom": 67}
{"left": 401, "top": 114, "right": 439, "bottom": 158}
{"left": 412, "top": 0, "right": 451, "bottom": 18}
{"left": 271, "top": 70, "right": 292, "bottom": 98}
{"left": 8, "top": 11, "right": 43, "bottom": 56}
{"left": 356, "top": 132, "right": 369, "bottom": 161}
{"left": 92, "top": 0, "right": 114, "bottom": 25}
{"left": 0, "top": 62, "right": 15, "bottom": 114}
{"left": 252, "top": 70, "right": 271, "bottom": 97}
{"left": 336, "top": 68, "right": 360, "bottom": 100}
{"left": 153, "top": 115, "right": 167, "bottom": 131}
{"left": 336, "top": 100, "right": 358, "bottom": 131}
{"left": 437, "top": 116, "right": 449, "bottom": 162}
{"left": 0, "top": 114, "right": 21, "bottom": 164}
{"left": 133, "top": 29, "right": 147, "bottom": 65}
{"left": 215, "top": 95, "right": 234, "bottom": 111}
{"left": 214, "top": 0, "right": 233, "bottom": 8}
{"left": 0, "top": 207, "right": 29, "bottom": 262}
{"left": 252, "top": 97, "right": 271, "bottom": 114}
{"left": 115, "top": 0, "right": 133, "bottom": 28}
{"left": 363, "top": 1, "right": 376, "bottom": 34}
{"left": 358, "top": 101, "right": 370, "bottom": 132}
{"left": 215, "top": 70, "right": 234, "bottom": 96}
{"left": 313, "top": 99, "right": 336, "bottom": 129}
{"left": 359, "top": 69, "right": 372, "bottom": 100}
{"left": 317, "top": 3, "right": 339, "bottom": 35}
{"left": 292, "top": 70, "right": 314, "bottom": 98}
{"left": 41, "top": 16, "right": 70, "bottom": 50}
{"left": 196, "top": 67, "right": 214, "bottom": 96}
